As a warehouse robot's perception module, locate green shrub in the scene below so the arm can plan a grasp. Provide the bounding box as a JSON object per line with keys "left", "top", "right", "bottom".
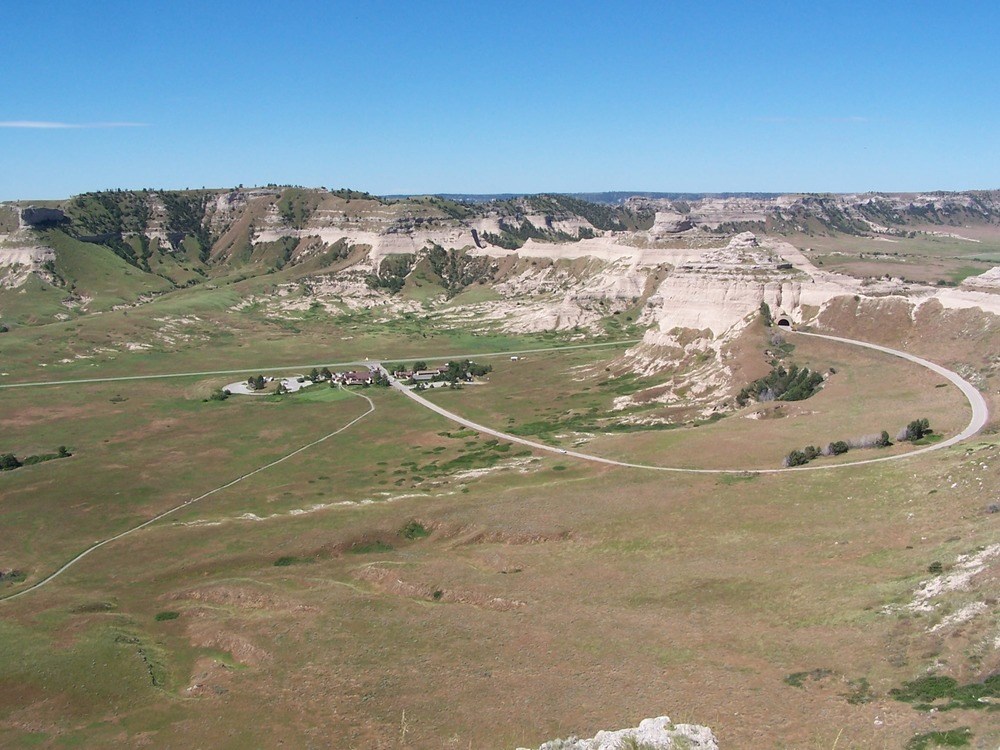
{"left": 784, "top": 668, "right": 833, "bottom": 687}
{"left": 889, "top": 673, "right": 1000, "bottom": 711}
{"left": 154, "top": 611, "right": 180, "bottom": 621}
{"left": 0, "top": 569, "right": 26, "bottom": 584}
{"left": 400, "top": 521, "right": 429, "bottom": 540}
{"left": 0, "top": 453, "right": 22, "bottom": 471}
{"left": 737, "top": 363, "right": 825, "bottom": 406}
{"left": 784, "top": 449, "right": 810, "bottom": 467}
{"left": 828, "top": 441, "right": 850, "bottom": 455}
{"left": 759, "top": 301, "right": 773, "bottom": 327}
{"left": 905, "top": 727, "right": 972, "bottom": 749}
{"left": 903, "top": 418, "right": 932, "bottom": 442}
{"left": 844, "top": 677, "right": 874, "bottom": 704}
{"left": 349, "top": 541, "right": 394, "bottom": 555}
{"left": 367, "top": 254, "right": 415, "bottom": 293}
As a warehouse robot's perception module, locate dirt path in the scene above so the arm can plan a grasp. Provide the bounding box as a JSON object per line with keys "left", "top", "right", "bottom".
{"left": 2, "top": 330, "right": 988, "bottom": 603}
{"left": 0, "top": 386, "right": 376, "bottom": 603}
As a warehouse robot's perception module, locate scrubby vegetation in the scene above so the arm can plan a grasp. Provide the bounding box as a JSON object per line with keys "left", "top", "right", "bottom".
{"left": 0, "top": 446, "right": 71, "bottom": 471}
{"left": 782, "top": 428, "right": 898, "bottom": 466}
{"left": 905, "top": 728, "right": 972, "bottom": 749}
{"left": 437, "top": 359, "right": 492, "bottom": 382}
{"left": 367, "top": 254, "right": 416, "bottom": 293}
{"left": 65, "top": 190, "right": 214, "bottom": 265}
{"left": 900, "top": 418, "right": 933, "bottom": 442}
{"left": 349, "top": 541, "right": 394, "bottom": 554}
{"left": 889, "top": 674, "right": 1000, "bottom": 712}
{"left": 0, "top": 569, "right": 26, "bottom": 585}
{"left": 480, "top": 218, "right": 554, "bottom": 249}
{"left": 67, "top": 190, "right": 152, "bottom": 236}
{"left": 844, "top": 677, "right": 874, "bottom": 705}
{"left": 399, "top": 521, "right": 429, "bottom": 540}
{"left": 784, "top": 668, "right": 834, "bottom": 687}
{"left": 276, "top": 187, "right": 319, "bottom": 229}
{"left": 425, "top": 245, "right": 496, "bottom": 295}
{"left": 273, "top": 555, "right": 313, "bottom": 566}
{"left": 392, "top": 359, "right": 492, "bottom": 384}
{"left": 736, "top": 363, "right": 825, "bottom": 406}
{"left": 759, "top": 301, "right": 774, "bottom": 327}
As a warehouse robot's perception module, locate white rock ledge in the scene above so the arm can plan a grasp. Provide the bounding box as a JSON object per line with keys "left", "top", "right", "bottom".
{"left": 517, "top": 716, "right": 719, "bottom": 750}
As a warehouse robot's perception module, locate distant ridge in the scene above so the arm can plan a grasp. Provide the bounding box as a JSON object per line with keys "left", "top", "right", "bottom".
{"left": 386, "top": 191, "right": 787, "bottom": 205}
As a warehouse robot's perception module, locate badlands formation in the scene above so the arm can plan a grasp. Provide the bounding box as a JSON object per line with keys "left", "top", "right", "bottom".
{"left": 206, "top": 192, "right": 1000, "bottom": 331}
{"left": 2, "top": 189, "right": 1000, "bottom": 748}
{"left": 3, "top": 189, "right": 1000, "bottom": 404}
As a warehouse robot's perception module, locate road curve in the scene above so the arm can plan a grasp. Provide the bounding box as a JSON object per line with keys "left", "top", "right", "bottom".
{"left": 390, "top": 329, "right": 989, "bottom": 475}
{"left": 793, "top": 331, "right": 989, "bottom": 450}
{"left": 1, "top": 331, "right": 988, "bottom": 603}
{"left": 0, "top": 387, "right": 376, "bottom": 603}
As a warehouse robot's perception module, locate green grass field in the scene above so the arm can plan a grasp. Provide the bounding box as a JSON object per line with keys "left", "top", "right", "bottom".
{"left": 1, "top": 268, "right": 998, "bottom": 749}
{"left": 791, "top": 227, "right": 1000, "bottom": 285}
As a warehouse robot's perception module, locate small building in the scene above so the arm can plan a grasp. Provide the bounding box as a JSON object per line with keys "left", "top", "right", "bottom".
{"left": 342, "top": 370, "right": 373, "bottom": 386}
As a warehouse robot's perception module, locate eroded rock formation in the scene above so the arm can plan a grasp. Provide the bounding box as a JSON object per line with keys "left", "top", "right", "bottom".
{"left": 517, "top": 716, "right": 719, "bottom": 750}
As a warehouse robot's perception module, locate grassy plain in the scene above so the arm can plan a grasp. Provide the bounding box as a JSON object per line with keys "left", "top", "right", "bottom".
{"left": 1, "top": 286, "right": 998, "bottom": 749}
{"left": 790, "top": 226, "right": 1000, "bottom": 285}
{"left": 421, "top": 335, "right": 968, "bottom": 470}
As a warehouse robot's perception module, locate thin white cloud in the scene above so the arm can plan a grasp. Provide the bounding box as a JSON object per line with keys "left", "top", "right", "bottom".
{"left": 0, "top": 121, "right": 147, "bottom": 129}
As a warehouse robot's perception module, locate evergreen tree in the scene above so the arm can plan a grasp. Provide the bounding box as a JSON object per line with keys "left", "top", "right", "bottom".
{"left": 0, "top": 453, "right": 21, "bottom": 471}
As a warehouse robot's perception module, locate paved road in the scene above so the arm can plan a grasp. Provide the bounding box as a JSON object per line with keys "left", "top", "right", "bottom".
{"left": 793, "top": 331, "right": 989, "bottom": 450}
{"left": 0, "top": 387, "right": 376, "bottom": 603}
{"left": 2, "top": 329, "right": 989, "bottom": 602}
{"left": 0, "top": 339, "right": 642, "bottom": 390}
{"left": 0, "top": 339, "right": 636, "bottom": 603}
{"left": 389, "top": 329, "right": 990, "bottom": 475}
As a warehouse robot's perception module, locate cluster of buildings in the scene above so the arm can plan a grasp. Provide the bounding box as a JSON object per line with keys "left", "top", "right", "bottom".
{"left": 331, "top": 369, "right": 377, "bottom": 386}
{"left": 391, "top": 364, "right": 467, "bottom": 383}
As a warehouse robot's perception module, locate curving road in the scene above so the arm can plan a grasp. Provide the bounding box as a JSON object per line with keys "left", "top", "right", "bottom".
{"left": 0, "top": 387, "right": 376, "bottom": 603}
{"left": 1, "top": 329, "right": 989, "bottom": 602}
{"left": 389, "top": 329, "right": 989, "bottom": 475}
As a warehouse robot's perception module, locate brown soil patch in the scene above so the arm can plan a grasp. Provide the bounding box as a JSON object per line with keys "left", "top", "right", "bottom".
{"left": 0, "top": 404, "right": 93, "bottom": 429}
{"left": 170, "top": 583, "right": 297, "bottom": 611}
{"left": 352, "top": 564, "right": 525, "bottom": 611}
{"left": 183, "top": 656, "right": 237, "bottom": 698}
{"left": 187, "top": 628, "right": 271, "bottom": 667}
{"left": 430, "top": 521, "right": 573, "bottom": 547}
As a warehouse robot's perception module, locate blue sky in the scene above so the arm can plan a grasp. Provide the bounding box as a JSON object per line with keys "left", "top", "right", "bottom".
{"left": 2, "top": 1, "right": 998, "bottom": 199}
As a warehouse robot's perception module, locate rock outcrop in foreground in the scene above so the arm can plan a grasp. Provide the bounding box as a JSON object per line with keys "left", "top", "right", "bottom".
{"left": 518, "top": 716, "right": 719, "bottom": 750}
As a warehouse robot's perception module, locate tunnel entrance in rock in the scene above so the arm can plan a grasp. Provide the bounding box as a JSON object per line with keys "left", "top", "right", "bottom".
{"left": 777, "top": 317, "right": 792, "bottom": 327}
